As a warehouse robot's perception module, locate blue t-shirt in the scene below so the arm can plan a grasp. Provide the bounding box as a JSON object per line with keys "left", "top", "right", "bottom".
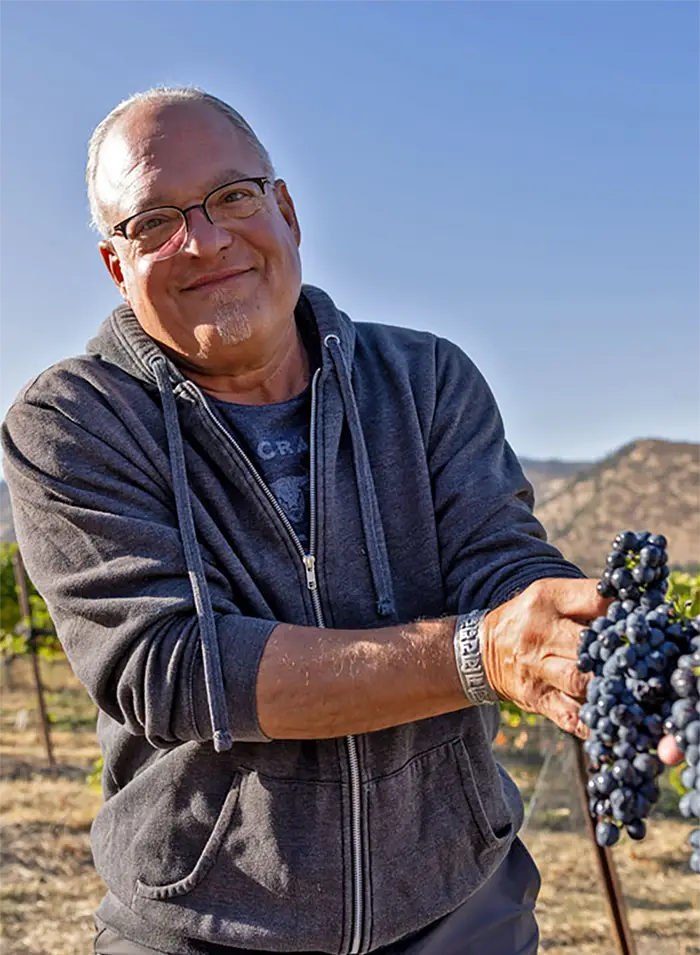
{"left": 210, "top": 385, "right": 312, "bottom": 550}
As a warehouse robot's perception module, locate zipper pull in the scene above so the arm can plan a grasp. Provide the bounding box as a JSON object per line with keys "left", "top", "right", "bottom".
{"left": 303, "top": 555, "right": 318, "bottom": 591}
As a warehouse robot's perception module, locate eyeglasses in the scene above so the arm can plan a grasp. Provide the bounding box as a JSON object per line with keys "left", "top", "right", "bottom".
{"left": 110, "top": 176, "right": 272, "bottom": 261}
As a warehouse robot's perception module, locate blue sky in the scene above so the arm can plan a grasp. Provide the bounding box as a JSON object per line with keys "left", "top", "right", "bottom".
{"left": 1, "top": 1, "right": 698, "bottom": 461}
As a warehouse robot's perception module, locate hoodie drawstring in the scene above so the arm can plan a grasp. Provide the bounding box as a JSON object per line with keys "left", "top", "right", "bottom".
{"left": 323, "top": 334, "right": 396, "bottom": 619}
{"left": 148, "top": 325, "right": 395, "bottom": 753}
{"left": 151, "top": 357, "right": 233, "bottom": 753}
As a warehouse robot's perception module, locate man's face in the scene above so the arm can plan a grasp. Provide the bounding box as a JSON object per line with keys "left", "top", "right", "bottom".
{"left": 97, "top": 103, "right": 302, "bottom": 366}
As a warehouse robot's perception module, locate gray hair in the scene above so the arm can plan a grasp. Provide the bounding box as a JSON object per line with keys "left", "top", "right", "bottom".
{"left": 86, "top": 86, "right": 274, "bottom": 236}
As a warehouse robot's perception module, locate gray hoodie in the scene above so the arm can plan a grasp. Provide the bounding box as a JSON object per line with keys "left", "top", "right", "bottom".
{"left": 1, "top": 285, "right": 582, "bottom": 954}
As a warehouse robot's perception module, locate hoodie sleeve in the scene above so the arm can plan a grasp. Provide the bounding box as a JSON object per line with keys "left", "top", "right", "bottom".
{"left": 428, "top": 337, "right": 585, "bottom": 614}
{"left": 1, "top": 377, "right": 276, "bottom": 747}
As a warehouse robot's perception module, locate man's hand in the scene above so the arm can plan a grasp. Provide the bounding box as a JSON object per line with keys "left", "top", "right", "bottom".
{"left": 481, "top": 578, "right": 611, "bottom": 739}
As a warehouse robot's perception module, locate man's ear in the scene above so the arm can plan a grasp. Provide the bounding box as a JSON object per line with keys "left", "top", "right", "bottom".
{"left": 99, "top": 241, "right": 130, "bottom": 301}
{"left": 274, "top": 180, "right": 301, "bottom": 248}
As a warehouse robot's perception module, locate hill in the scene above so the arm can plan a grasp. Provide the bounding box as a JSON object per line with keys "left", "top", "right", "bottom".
{"left": 518, "top": 457, "right": 592, "bottom": 505}
{"left": 525, "top": 439, "right": 700, "bottom": 577}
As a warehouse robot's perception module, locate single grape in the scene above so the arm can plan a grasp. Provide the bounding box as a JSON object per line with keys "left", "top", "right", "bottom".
{"left": 625, "top": 819, "right": 646, "bottom": 841}
{"left": 595, "top": 820, "right": 620, "bottom": 847}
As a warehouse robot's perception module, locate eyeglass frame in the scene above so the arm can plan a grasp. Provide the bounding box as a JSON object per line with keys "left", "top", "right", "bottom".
{"left": 109, "top": 175, "right": 273, "bottom": 248}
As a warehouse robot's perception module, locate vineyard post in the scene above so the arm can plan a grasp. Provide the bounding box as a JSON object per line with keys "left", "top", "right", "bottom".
{"left": 573, "top": 737, "right": 636, "bottom": 955}
{"left": 11, "top": 549, "right": 56, "bottom": 774}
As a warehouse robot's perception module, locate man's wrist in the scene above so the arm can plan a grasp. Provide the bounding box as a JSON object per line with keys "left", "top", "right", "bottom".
{"left": 453, "top": 610, "right": 499, "bottom": 706}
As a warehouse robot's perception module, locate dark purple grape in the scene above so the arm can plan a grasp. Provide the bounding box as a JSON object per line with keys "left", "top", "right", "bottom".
{"left": 607, "top": 551, "right": 626, "bottom": 569}
{"left": 625, "top": 819, "right": 646, "bottom": 840}
{"left": 613, "top": 741, "right": 636, "bottom": 760}
{"left": 685, "top": 721, "right": 700, "bottom": 746}
{"left": 596, "top": 820, "right": 620, "bottom": 847}
{"left": 638, "top": 779, "right": 659, "bottom": 803}
{"left": 633, "top": 753, "right": 661, "bottom": 778}
{"left": 681, "top": 766, "right": 696, "bottom": 790}
{"left": 672, "top": 670, "right": 696, "bottom": 698}
{"left": 580, "top": 704, "right": 598, "bottom": 728}
{"left": 579, "top": 653, "right": 594, "bottom": 672}
{"left": 615, "top": 531, "right": 637, "bottom": 551}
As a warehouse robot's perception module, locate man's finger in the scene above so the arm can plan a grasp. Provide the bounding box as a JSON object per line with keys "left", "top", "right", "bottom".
{"left": 543, "top": 620, "right": 591, "bottom": 660}
{"left": 545, "top": 577, "right": 613, "bottom": 621}
{"left": 540, "top": 656, "right": 591, "bottom": 701}
{"left": 537, "top": 690, "right": 587, "bottom": 738}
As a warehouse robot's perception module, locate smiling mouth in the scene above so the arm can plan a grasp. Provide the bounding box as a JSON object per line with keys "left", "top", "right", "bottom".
{"left": 183, "top": 269, "right": 253, "bottom": 291}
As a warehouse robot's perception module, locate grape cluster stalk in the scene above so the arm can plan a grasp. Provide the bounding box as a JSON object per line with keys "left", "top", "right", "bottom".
{"left": 577, "top": 530, "right": 695, "bottom": 848}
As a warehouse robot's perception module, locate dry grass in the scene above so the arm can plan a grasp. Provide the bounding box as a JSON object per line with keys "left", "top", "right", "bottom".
{"left": 1, "top": 777, "right": 104, "bottom": 955}
{"left": 1, "top": 658, "right": 699, "bottom": 954}
{"left": 1, "top": 658, "right": 104, "bottom": 955}
{"left": 523, "top": 824, "right": 700, "bottom": 955}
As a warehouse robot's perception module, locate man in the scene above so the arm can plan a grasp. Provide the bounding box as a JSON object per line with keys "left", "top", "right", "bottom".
{"left": 2, "top": 88, "right": 609, "bottom": 955}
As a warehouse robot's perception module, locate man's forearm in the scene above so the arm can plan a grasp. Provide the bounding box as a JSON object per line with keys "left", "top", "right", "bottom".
{"left": 256, "top": 617, "right": 471, "bottom": 739}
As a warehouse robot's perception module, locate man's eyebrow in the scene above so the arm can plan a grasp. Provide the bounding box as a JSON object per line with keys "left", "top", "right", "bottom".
{"left": 131, "top": 168, "right": 263, "bottom": 213}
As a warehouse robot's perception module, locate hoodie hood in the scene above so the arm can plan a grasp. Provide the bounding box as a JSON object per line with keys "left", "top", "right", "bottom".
{"left": 86, "top": 284, "right": 357, "bottom": 391}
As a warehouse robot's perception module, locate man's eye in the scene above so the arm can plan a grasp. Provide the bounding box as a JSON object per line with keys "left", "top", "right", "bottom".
{"left": 132, "top": 215, "right": 170, "bottom": 236}
{"left": 220, "top": 190, "right": 247, "bottom": 204}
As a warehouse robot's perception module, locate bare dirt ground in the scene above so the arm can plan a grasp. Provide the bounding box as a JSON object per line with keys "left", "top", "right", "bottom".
{"left": 1, "top": 658, "right": 698, "bottom": 955}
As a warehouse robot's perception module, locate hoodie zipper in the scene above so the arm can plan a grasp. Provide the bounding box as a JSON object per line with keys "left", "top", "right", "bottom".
{"left": 183, "top": 374, "right": 365, "bottom": 955}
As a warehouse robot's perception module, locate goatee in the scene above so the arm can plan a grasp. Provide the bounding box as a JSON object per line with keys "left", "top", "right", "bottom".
{"left": 195, "top": 290, "right": 252, "bottom": 355}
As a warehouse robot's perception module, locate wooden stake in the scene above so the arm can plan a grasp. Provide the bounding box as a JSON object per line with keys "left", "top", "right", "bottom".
{"left": 12, "top": 549, "right": 56, "bottom": 774}
{"left": 573, "top": 737, "right": 636, "bottom": 955}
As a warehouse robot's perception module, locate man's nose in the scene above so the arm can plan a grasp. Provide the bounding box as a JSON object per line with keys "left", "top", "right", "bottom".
{"left": 180, "top": 207, "right": 233, "bottom": 257}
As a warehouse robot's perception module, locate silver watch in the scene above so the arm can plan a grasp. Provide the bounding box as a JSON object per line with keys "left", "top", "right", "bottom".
{"left": 453, "top": 610, "right": 499, "bottom": 706}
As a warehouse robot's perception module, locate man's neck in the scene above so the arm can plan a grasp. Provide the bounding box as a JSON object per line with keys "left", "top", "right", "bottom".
{"left": 166, "top": 319, "right": 310, "bottom": 406}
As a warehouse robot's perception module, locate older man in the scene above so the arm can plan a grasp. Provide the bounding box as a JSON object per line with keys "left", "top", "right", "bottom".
{"left": 2, "top": 88, "right": 607, "bottom": 955}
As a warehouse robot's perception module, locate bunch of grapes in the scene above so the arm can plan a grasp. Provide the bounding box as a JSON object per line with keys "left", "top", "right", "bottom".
{"left": 662, "top": 619, "right": 700, "bottom": 872}
{"left": 577, "top": 530, "right": 687, "bottom": 847}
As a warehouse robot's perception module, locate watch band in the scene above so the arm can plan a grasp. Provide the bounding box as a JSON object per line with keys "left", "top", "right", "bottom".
{"left": 453, "top": 610, "right": 499, "bottom": 706}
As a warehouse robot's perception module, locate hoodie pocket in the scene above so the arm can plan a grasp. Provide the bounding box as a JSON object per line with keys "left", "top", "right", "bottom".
{"left": 453, "top": 736, "right": 514, "bottom": 848}
{"left": 134, "top": 781, "right": 241, "bottom": 901}
{"left": 130, "top": 768, "right": 345, "bottom": 951}
{"left": 368, "top": 737, "right": 514, "bottom": 950}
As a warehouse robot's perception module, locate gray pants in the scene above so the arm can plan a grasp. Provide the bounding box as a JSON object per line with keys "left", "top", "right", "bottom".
{"left": 95, "top": 838, "right": 539, "bottom": 955}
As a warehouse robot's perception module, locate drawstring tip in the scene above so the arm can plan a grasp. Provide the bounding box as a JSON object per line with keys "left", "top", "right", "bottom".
{"left": 213, "top": 729, "right": 233, "bottom": 753}
{"left": 377, "top": 596, "right": 395, "bottom": 618}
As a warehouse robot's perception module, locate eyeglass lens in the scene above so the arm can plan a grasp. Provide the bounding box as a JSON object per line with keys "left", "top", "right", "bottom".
{"left": 124, "top": 180, "right": 266, "bottom": 261}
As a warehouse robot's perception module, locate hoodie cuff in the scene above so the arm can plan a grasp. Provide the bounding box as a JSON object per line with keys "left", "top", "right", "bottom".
{"left": 191, "top": 614, "right": 278, "bottom": 744}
